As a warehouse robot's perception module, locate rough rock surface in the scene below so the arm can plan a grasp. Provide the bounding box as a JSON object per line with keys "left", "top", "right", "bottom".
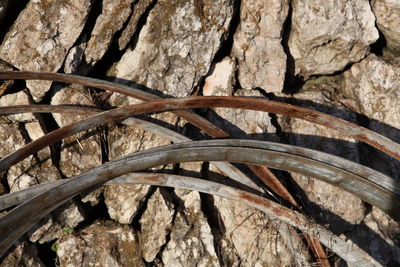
{"left": 289, "top": 0, "right": 378, "bottom": 77}
{"left": 371, "top": 0, "right": 400, "bottom": 55}
{"left": 0, "top": 0, "right": 90, "bottom": 101}
{"left": 213, "top": 196, "right": 298, "bottom": 266}
{"left": 118, "top": 0, "right": 154, "bottom": 50}
{"left": 161, "top": 189, "right": 219, "bottom": 266}
{"left": 337, "top": 54, "right": 400, "bottom": 179}
{"left": 56, "top": 220, "right": 143, "bottom": 267}
{"left": 112, "top": 0, "right": 234, "bottom": 97}
{"left": 51, "top": 84, "right": 102, "bottom": 178}
{"left": 232, "top": 0, "right": 289, "bottom": 93}
{"left": 85, "top": 0, "right": 135, "bottom": 64}
{"left": 277, "top": 90, "right": 365, "bottom": 233}
{"left": 0, "top": 242, "right": 44, "bottom": 267}
{"left": 1, "top": 1, "right": 400, "bottom": 266}
{"left": 139, "top": 188, "right": 174, "bottom": 262}
{"left": 28, "top": 201, "right": 85, "bottom": 244}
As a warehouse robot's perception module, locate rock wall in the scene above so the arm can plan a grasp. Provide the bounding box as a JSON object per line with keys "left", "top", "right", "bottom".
{"left": 0, "top": 0, "right": 399, "bottom": 266}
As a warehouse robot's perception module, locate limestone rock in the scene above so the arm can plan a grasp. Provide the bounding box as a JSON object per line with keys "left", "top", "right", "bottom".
{"left": 112, "top": 0, "right": 234, "bottom": 97}
{"left": 56, "top": 220, "right": 143, "bottom": 267}
{"left": 104, "top": 184, "right": 151, "bottom": 224}
{"left": 337, "top": 54, "right": 400, "bottom": 179}
{"left": 213, "top": 196, "right": 297, "bottom": 266}
{"left": 51, "top": 84, "right": 102, "bottom": 178}
{"left": 1, "top": 242, "right": 44, "bottom": 267}
{"left": 0, "top": 0, "right": 91, "bottom": 101}
{"left": 276, "top": 90, "right": 365, "bottom": 233}
{"left": 288, "top": 0, "right": 378, "bottom": 78}
{"left": 161, "top": 189, "right": 219, "bottom": 266}
{"left": 28, "top": 201, "right": 85, "bottom": 243}
{"left": 203, "top": 57, "right": 236, "bottom": 97}
{"left": 118, "top": 0, "right": 154, "bottom": 50}
{"left": 63, "top": 42, "right": 86, "bottom": 74}
{"left": 139, "top": 188, "right": 174, "bottom": 262}
{"left": 104, "top": 114, "right": 172, "bottom": 224}
{"left": 85, "top": 0, "right": 135, "bottom": 64}
{"left": 371, "top": 0, "right": 400, "bottom": 55}
{"left": 232, "top": 0, "right": 289, "bottom": 93}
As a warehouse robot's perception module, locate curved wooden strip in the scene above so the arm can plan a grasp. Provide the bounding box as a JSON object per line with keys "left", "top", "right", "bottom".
{"left": 1, "top": 97, "right": 399, "bottom": 175}
{"left": 1, "top": 72, "right": 398, "bottom": 161}
{"left": 0, "top": 140, "right": 398, "bottom": 262}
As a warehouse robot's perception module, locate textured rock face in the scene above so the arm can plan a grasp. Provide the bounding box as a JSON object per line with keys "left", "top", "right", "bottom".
{"left": 139, "top": 188, "right": 174, "bottom": 262}
{"left": 56, "top": 221, "right": 143, "bottom": 267}
{"left": 1, "top": 1, "right": 400, "bottom": 266}
{"left": 51, "top": 84, "right": 102, "bottom": 178}
{"left": 276, "top": 91, "right": 365, "bottom": 233}
{"left": 161, "top": 189, "right": 219, "bottom": 266}
{"left": 85, "top": 0, "right": 135, "bottom": 64}
{"left": 112, "top": 0, "right": 234, "bottom": 97}
{"left": 338, "top": 54, "right": 400, "bottom": 179}
{"left": 213, "top": 196, "right": 297, "bottom": 266}
{"left": 371, "top": 0, "right": 400, "bottom": 55}
{"left": 0, "top": 0, "right": 91, "bottom": 101}
{"left": 232, "top": 0, "right": 289, "bottom": 93}
{"left": 289, "top": 0, "right": 378, "bottom": 77}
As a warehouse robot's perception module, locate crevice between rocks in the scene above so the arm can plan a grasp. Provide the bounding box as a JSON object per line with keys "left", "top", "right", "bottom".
{"left": 196, "top": 0, "right": 241, "bottom": 96}
{"left": 0, "top": 0, "right": 30, "bottom": 45}
{"left": 281, "top": 1, "right": 304, "bottom": 95}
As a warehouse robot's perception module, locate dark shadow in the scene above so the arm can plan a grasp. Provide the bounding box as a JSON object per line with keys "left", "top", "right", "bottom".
{"left": 281, "top": 2, "right": 305, "bottom": 94}
{"left": 370, "top": 28, "right": 387, "bottom": 56}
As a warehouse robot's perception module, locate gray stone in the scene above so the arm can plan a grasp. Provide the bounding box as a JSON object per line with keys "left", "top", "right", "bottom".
{"left": 56, "top": 220, "right": 143, "bottom": 267}
{"left": 112, "top": 0, "right": 234, "bottom": 97}
{"left": 85, "top": 0, "right": 135, "bottom": 64}
{"left": 1, "top": 241, "right": 44, "bottom": 267}
{"left": 231, "top": 0, "right": 289, "bottom": 93}
{"left": 288, "top": 0, "right": 378, "bottom": 78}
{"left": 161, "top": 189, "right": 219, "bottom": 266}
{"left": 51, "top": 84, "right": 102, "bottom": 178}
{"left": 28, "top": 201, "right": 85, "bottom": 243}
{"left": 338, "top": 54, "right": 400, "bottom": 179}
{"left": 0, "top": 0, "right": 91, "bottom": 101}
{"left": 276, "top": 90, "right": 365, "bottom": 233}
{"left": 213, "top": 196, "right": 298, "bottom": 266}
{"left": 139, "top": 188, "right": 174, "bottom": 262}
{"left": 372, "top": 0, "right": 400, "bottom": 55}
{"left": 118, "top": 0, "right": 154, "bottom": 50}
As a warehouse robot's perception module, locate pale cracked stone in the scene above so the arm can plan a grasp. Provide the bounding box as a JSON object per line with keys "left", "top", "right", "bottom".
{"left": 213, "top": 196, "right": 298, "bottom": 266}
{"left": 289, "top": 0, "right": 378, "bottom": 78}
{"left": 112, "top": 0, "right": 234, "bottom": 97}
{"left": 203, "top": 57, "right": 236, "bottom": 97}
{"left": 105, "top": 111, "right": 172, "bottom": 223}
{"left": 0, "top": 0, "right": 91, "bottom": 101}
{"left": 56, "top": 220, "right": 143, "bottom": 267}
{"left": 231, "top": 0, "right": 289, "bottom": 93}
{"left": 85, "top": 0, "right": 135, "bottom": 64}
{"left": 372, "top": 0, "right": 400, "bottom": 55}
{"left": 0, "top": 241, "right": 44, "bottom": 267}
{"left": 276, "top": 90, "right": 365, "bottom": 233}
{"left": 338, "top": 54, "right": 400, "bottom": 179}
{"left": 161, "top": 189, "right": 219, "bottom": 266}
{"left": 28, "top": 201, "right": 85, "bottom": 243}
{"left": 139, "top": 188, "right": 174, "bottom": 262}
{"left": 118, "top": 0, "right": 154, "bottom": 50}
{"left": 51, "top": 84, "right": 102, "bottom": 178}
{"left": 0, "top": 91, "right": 61, "bottom": 190}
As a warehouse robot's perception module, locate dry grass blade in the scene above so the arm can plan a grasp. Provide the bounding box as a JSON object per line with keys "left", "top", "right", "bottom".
{"left": 0, "top": 142, "right": 386, "bottom": 266}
